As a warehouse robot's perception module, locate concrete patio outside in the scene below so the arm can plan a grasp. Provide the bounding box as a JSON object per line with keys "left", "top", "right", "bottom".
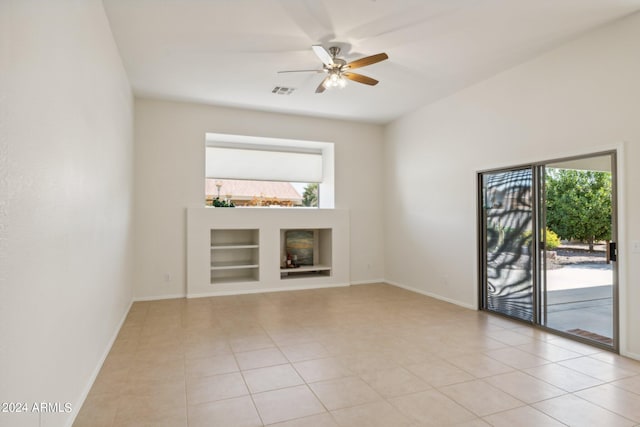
{"left": 545, "top": 261, "right": 613, "bottom": 343}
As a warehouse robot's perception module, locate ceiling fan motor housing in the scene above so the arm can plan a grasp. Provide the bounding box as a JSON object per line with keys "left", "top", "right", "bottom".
{"left": 326, "top": 58, "right": 346, "bottom": 71}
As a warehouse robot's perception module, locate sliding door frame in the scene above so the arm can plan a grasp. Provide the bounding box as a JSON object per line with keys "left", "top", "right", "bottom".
{"left": 478, "top": 150, "right": 619, "bottom": 352}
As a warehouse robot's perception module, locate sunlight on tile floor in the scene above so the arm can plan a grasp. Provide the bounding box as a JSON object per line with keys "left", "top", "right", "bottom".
{"left": 73, "top": 284, "right": 640, "bottom": 426}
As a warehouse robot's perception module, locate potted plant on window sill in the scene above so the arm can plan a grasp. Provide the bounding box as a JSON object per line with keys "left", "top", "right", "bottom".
{"left": 212, "top": 197, "right": 235, "bottom": 207}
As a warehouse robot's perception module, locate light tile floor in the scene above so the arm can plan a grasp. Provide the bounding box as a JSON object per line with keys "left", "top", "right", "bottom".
{"left": 74, "top": 284, "right": 640, "bottom": 426}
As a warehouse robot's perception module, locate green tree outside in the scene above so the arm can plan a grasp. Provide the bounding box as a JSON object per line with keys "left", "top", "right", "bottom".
{"left": 302, "top": 183, "right": 318, "bottom": 207}
{"left": 545, "top": 169, "right": 611, "bottom": 251}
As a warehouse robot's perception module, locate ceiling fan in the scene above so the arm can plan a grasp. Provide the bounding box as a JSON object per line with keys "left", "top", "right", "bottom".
{"left": 278, "top": 45, "right": 388, "bottom": 93}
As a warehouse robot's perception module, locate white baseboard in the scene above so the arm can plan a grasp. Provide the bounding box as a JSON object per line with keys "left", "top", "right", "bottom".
{"left": 133, "top": 281, "right": 475, "bottom": 310}
{"left": 67, "top": 299, "right": 133, "bottom": 427}
{"left": 186, "top": 282, "right": 351, "bottom": 298}
{"left": 350, "top": 279, "right": 385, "bottom": 285}
{"left": 620, "top": 349, "right": 640, "bottom": 361}
{"left": 133, "top": 282, "right": 354, "bottom": 301}
{"left": 133, "top": 293, "right": 187, "bottom": 302}
{"left": 385, "top": 280, "right": 477, "bottom": 310}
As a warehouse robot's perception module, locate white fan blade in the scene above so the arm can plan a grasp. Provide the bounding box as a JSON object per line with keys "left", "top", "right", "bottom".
{"left": 312, "top": 45, "right": 334, "bottom": 66}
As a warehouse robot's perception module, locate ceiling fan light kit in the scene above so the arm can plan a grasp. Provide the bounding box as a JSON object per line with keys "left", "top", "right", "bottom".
{"left": 279, "top": 44, "right": 388, "bottom": 94}
{"left": 324, "top": 70, "right": 347, "bottom": 89}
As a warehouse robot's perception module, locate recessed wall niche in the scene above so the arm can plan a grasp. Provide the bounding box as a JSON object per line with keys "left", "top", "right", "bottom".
{"left": 280, "top": 228, "right": 332, "bottom": 279}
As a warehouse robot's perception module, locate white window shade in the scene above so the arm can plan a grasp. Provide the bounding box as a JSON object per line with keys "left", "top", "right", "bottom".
{"left": 206, "top": 147, "right": 323, "bottom": 182}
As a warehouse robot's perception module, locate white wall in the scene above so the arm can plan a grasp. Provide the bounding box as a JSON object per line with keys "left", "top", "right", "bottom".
{"left": 0, "top": 1, "right": 134, "bottom": 426}
{"left": 384, "top": 12, "right": 640, "bottom": 356}
{"left": 134, "top": 99, "right": 384, "bottom": 299}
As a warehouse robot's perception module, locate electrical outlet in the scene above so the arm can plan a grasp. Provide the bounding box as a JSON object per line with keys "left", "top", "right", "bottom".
{"left": 632, "top": 241, "right": 640, "bottom": 254}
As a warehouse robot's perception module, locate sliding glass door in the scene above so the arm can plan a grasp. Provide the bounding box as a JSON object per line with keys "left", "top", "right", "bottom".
{"left": 480, "top": 168, "right": 534, "bottom": 322}
{"left": 479, "top": 152, "right": 618, "bottom": 350}
{"left": 541, "top": 154, "right": 617, "bottom": 346}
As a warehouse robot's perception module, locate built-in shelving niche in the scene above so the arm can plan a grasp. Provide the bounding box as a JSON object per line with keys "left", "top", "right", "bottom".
{"left": 210, "top": 229, "right": 259, "bottom": 284}
{"left": 280, "top": 228, "right": 332, "bottom": 279}
{"left": 187, "top": 208, "right": 349, "bottom": 296}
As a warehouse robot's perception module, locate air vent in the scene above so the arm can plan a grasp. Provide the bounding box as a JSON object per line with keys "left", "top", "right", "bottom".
{"left": 272, "top": 86, "right": 295, "bottom": 95}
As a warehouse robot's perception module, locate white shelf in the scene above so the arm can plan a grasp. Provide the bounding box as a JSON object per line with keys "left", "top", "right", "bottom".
{"left": 280, "top": 264, "right": 331, "bottom": 273}
{"left": 211, "top": 243, "right": 259, "bottom": 250}
{"left": 280, "top": 263, "right": 332, "bottom": 280}
{"left": 211, "top": 261, "right": 259, "bottom": 270}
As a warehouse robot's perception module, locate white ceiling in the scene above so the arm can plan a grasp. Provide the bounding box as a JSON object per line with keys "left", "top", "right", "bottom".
{"left": 103, "top": 0, "right": 640, "bottom": 124}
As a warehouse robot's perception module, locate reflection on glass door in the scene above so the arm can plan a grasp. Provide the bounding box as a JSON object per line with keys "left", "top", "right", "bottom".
{"left": 481, "top": 168, "right": 534, "bottom": 322}
{"left": 542, "top": 154, "right": 616, "bottom": 347}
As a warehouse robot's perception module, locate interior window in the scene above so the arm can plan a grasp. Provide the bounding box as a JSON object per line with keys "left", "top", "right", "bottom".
{"left": 204, "top": 133, "right": 333, "bottom": 208}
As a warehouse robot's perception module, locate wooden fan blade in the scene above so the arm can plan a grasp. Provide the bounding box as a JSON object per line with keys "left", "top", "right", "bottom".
{"left": 278, "top": 69, "right": 324, "bottom": 74}
{"left": 343, "top": 72, "right": 378, "bottom": 86}
{"left": 312, "top": 45, "right": 334, "bottom": 66}
{"left": 315, "top": 77, "right": 329, "bottom": 93}
{"left": 345, "top": 53, "right": 388, "bottom": 70}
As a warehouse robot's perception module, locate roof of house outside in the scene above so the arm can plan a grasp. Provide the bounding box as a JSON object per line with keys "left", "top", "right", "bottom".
{"left": 205, "top": 179, "right": 302, "bottom": 202}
